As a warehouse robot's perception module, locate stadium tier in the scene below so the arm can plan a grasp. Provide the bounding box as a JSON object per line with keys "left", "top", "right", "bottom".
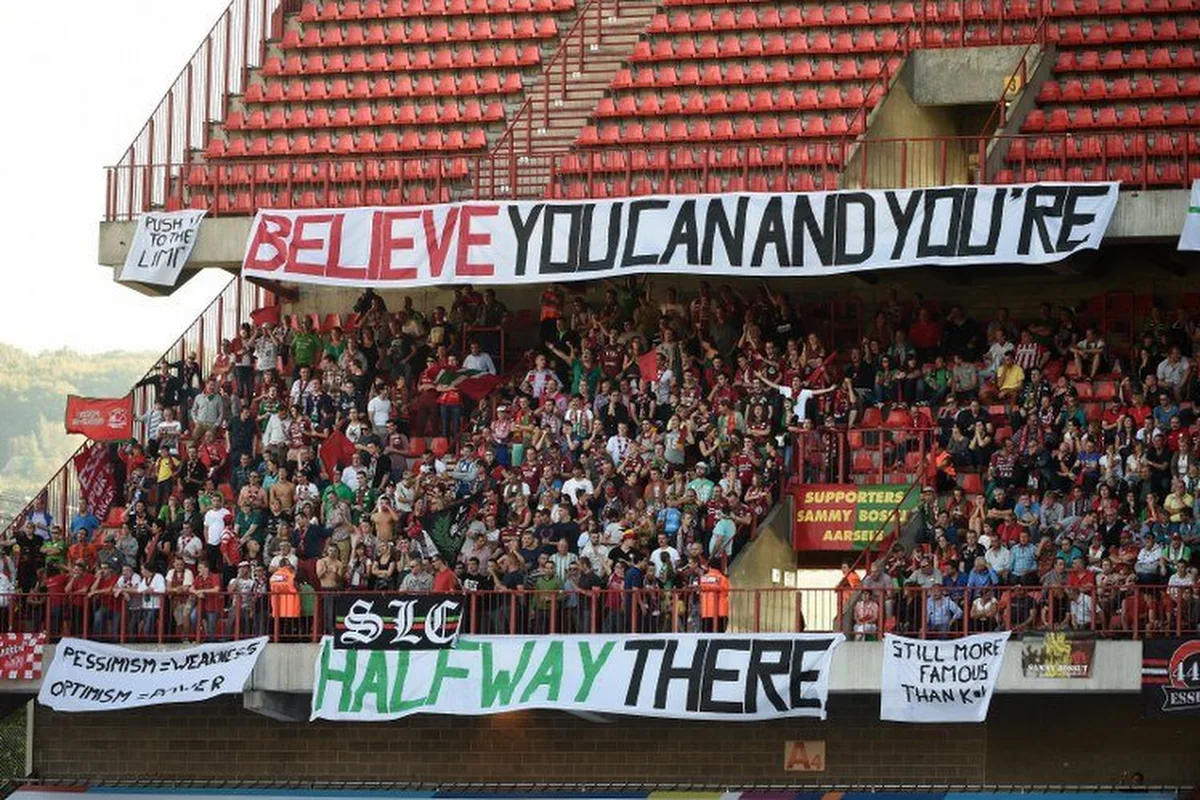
{"left": 101, "top": 0, "right": 1199, "bottom": 219}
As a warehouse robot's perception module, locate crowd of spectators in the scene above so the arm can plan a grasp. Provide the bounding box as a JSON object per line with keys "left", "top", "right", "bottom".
{"left": 3, "top": 281, "right": 1199, "bottom": 640}
{"left": 833, "top": 294, "right": 1200, "bottom": 638}
{"left": 0, "top": 280, "right": 795, "bottom": 640}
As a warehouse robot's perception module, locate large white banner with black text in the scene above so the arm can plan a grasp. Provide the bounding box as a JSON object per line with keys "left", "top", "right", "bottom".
{"left": 119, "top": 210, "right": 207, "bottom": 287}
{"left": 243, "top": 184, "right": 1118, "bottom": 287}
{"left": 38, "top": 636, "right": 267, "bottom": 713}
{"left": 880, "top": 632, "right": 1010, "bottom": 723}
{"left": 311, "top": 633, "right": 844, "bottom": 722}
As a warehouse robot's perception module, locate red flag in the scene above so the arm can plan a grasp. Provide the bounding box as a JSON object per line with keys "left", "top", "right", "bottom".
{"left": 64, "top": 395, "right": 133, "bottom": 441}
{"left": 73, "top": 444, "right": 117, "bottom": 519}
{"left": 637, "top": 351, "right": 658, "bottom": 384}
{"left": 250, "top": 305, "right": 282, "bottom": 327}
{"left": 319, "top": 430, "right": 356, "bottom": 483}
{"left": 457, "top": 374, "right": 503, "bottom": 402}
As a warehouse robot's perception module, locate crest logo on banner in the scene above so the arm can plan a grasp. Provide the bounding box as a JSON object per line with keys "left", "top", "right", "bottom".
{"left": 0, "top": 633, "right": 45, "bottom": 681}
{"left": 880, "top": 632, "right": 1010, "bottom": 723}
{"left": 1143, "top": 638, "right": 1200, "bottom": 716}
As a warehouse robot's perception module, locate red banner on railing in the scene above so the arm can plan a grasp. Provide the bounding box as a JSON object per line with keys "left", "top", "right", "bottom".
{"left": 0, "top": 633, "right": 45, "bottom": 680}
{"left": 64, "top": 394, "right": 133, "bottom": 441}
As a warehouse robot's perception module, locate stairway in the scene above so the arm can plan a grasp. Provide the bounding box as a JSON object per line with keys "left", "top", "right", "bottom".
{"left": 483, "top": 0, "right": 658, "bottom": 199}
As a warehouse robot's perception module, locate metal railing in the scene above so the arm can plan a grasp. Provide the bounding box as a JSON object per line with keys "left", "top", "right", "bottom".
{"left": 0, "top": 277, "right": 268, "bottom": 542}
{"left": 483, "top": 0, "right": 619, "bottom": 196}
{"left": 793, "top": 426, "right": 937, "bottom": 486}
{"left": 106, "top": 0, "right": 301, "bottom": 221}
{"left": 1, "top": 584, "right": 1194, "bottom": 644}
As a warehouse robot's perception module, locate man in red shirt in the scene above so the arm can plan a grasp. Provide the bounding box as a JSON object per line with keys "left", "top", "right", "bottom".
{"left": 192, "top": 561, "right": 224, "bottom": 641}
{"left": 431, "top": 554, "right": 461, "bottom": 593}
{"left": 88, "top": 563, "right": 119, "bottom": 639}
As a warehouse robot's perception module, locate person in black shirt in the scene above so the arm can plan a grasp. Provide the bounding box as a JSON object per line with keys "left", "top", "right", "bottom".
{"left": 227, "top": 406, "right": 257, "bottom": 466}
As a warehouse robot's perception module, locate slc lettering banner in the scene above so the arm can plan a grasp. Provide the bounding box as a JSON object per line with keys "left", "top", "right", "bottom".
{"left": 119, "top": 210, "right": 206, "bottom": 287}
{"left": 38, "top": 636, "right": 267, "bottom": 713}
{"left": 880, "top": 632, "right": 1009, "bottom": 723}
{"left": 244, "top": 183, "right": 1118, "bottom": 288}
{"left": 333, "top": 593, "right": 463, "bottom": 650}
{"left": 311, "top": 632, "right": 844, "bottom": 722}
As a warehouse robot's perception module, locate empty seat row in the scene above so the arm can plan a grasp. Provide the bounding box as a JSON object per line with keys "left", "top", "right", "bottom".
{"left": 206, "top": 127, "right": 488, "bottom": 157}
{"left": 1043, "top": 17, "right": 1200, "bottom": 45}
{"left": 280, "top": 17, "right": 557, "bottom": 48}
{"left": 1038, "top": 75, "right": 1200, "bottom": 101}
{"left": 611, "top": 57, "right": 903, "bottom": 88}
{"left": 245, "top": 72, "right": 524, "bottom": 102}
{"left": 188, "top": 157, "right": 469, "bottom": 187}
{"left": 576, "top": 114, "right": 866, "bottom": 145}
{"left": 628, "top": 25, "right": 1039, "bottom": 60}
{"left": 269, "top": 43, "right": 540, "bottom": 71}
{"left": 1054, "top": 46, "right": 1199, "bottom": 71}
{"left": 1022, "top": 103, "right": 1197, "bottom": 131}
{"left": 264, "top": 45, "right": 544, "bottom": 75}
{"left": 225, "top": 101, "right": 506, "bottom": 130}
{"left": 550, "top": 171, "right": 836, "bottom": 199}
{"left": 595, "top": 85, "right": 883, "bottom": 116}
{"left": 189, "top": 184, "right": 454, "bottom": 214}
{"left": 298, "top": 0, "right": 572, "bottom": 21}
{"left": 1006, "top": 131, "right": 1200, "bottom": 159}
{"left": 556, "top": 143, "right": 847, "bottom": 173}
{"left": 993, "top": 162, "right": 1198, "bottom": 186}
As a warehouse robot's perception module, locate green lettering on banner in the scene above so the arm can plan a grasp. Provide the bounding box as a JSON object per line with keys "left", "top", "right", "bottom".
{"left": 575, "top": 641, "right": 615, "bottom": 702}
{"left": 314, "top": 640, "right": 359, "bottom": 713}
{"left": 388, "top": 651, "right": 427, "bottom": 712}
{"left": 519, "top": 641, "right": 564, "bottom": 703}
{"left": 480, "top": 640, "right": 536, "bottom": 708}
{"left": 350, "top": 650, "right": 390, "bottom": 713}
{"left": 426, "top": 645, "right": 472, "bottom": 705}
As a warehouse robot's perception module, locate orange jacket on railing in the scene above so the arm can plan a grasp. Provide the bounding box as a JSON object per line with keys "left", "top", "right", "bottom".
{"left": 269, "top": 565, "right": 299, "bottom": 619}
{"left": 698, "top": 568, "right": 730, "bottom": 619}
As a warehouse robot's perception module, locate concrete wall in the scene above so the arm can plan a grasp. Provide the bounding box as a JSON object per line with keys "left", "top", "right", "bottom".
{"left": 28, "top": 692, "right": 1199, "bottom": 784}
{"left": 907, "top": 45, "right": 1042, "bottom": 107}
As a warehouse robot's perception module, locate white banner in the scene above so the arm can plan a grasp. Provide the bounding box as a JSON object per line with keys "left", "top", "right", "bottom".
{"left": 880, "top": 632, "right": 1009, "bottom": 723}
{"left": 119, "top": 210, "right": 206, "bottom": 286}
{"left": 37, "top": 636, "right": 267, "bottom": 713}
{"left": 243, "top": 183, "right": 1118, "bottom": 288}
{"left": 1179, "top": 179, "right": 1200, "bottom": 251}
{"left": 311, "top": 633, "right": 844, "bottom": 722}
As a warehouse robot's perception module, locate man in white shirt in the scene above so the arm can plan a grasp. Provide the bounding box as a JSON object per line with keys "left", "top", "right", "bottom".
{"left": 1156, "top": 347, "right": 1192, "bottom": 401}
{"left": 203, "top": 495, "right": 231, "bottom": 570}
{"left": 649, "top": 533, "right": 681, "bottom": 570}
{"left": 983, "top": 539, "right": 1012, "bottom": 582}
{"left": 341, "top": 454, "right": 364, "bottom": 493}
{"left": 138, "top": 564, "right": 166, "bottom": 636}
{"left": 262, "top": 407, "right": 288, "bottom": 451}
{"left": 562, "top": 466, "right": 595, "bottom": 506}
{"left": 462, "top": 340, "right": 497, "bottom": 375}
{"left": 366, "top": 388, "right": 392, "bottom": 437}
{"left": 1135, "top": 533, "right": 1164, "bottom": 582}
{"left": 605, "top": 422, "right": 632, "bottom": 467}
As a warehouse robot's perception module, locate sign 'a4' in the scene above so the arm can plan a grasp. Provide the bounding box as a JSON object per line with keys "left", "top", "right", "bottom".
{"left": 333, "top": 594, "right": 463, "bottom": 650}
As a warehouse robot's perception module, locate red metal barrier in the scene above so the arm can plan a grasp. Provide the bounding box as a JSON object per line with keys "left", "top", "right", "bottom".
{"left": 2, "top": 585, "right": 1192, "bottom": 644}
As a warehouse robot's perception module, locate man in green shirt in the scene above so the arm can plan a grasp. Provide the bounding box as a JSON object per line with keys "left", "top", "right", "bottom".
{"left": 530, "top": 561, "right": 564, "bottom": 632}
{"left": 290, "top": 317, "right": 322, "bottom": 369}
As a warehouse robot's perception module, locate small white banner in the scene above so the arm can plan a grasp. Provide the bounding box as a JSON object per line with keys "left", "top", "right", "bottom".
{"left": 312, "top": 633, "right": 844, "bottom": 722}
{"left": 243, "top": 183, "right": 1118, "bottom": 288}
{"left": 1179, "top": 179, "right": 1200, "bottom": 251}
{"left": 879, "top": 632, "right": 1010, "bottom": 723}
{"left": 119, "top": 209, "right": 206, "bottom": 286}
{"left": 37, "top": 636, "right": 267, "bottom": 713}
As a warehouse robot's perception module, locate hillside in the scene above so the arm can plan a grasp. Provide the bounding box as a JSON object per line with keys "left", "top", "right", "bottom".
{"left": 0, "top": 343, "right": 158, "bottom": 523}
